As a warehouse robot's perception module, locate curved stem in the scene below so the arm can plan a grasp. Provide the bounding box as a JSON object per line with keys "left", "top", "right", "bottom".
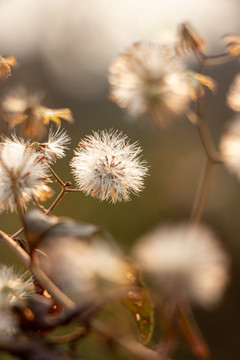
{"left": 31, "top": 251, "right": 76, "bottom": 311}
{"left": 190, "top": 159, "right": 214, "bottom": 223}
{"left": 0, "top": 230, "right": 30, "bottom": 267}
{"left": 176, "top": 302, "right": 210, "bottom": 359}
{"left": 204, "top": 53, "right": 234, "bottom": 66}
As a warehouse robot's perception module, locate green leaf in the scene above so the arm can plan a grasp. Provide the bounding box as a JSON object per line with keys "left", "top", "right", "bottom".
{"left": 122, "top": 264, "right": 154, "bottom": 344}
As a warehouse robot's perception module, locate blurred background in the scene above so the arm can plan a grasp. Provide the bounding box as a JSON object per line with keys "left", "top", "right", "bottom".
{"left": 0, "top": 0, "right": 240, "bottom": 359}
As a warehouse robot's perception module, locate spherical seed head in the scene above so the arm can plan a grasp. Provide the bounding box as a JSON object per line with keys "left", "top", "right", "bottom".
{"left": 0, "top": 265, "right": 34, "bottom": 309}
{"left": 133, "top": 224, "right": 229, "bottom": 308}
{"left": 109, "top": 41, "right": 191, "bottom": 126}
{"left": 220, "top": 116, "right": 240, "bottom": 178}
{"left": 0, "top": 135, "right": 49, "bottom": 212}
{"left": 70, "top": 130, "right": 148, "bottom": 203}
{"left": 35, "top": 128, "right": 71, "bottom": 163}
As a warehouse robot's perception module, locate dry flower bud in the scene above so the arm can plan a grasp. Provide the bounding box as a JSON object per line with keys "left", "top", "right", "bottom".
{"left": 0, "top": 55, "right": 17, "bottom": 79}
{"left": 177, "top": 22, "right": 206, "bottom": 55}
{"left": 222, "top": 34, "right": 240, "bottom": 56}
{"left": 2, "top": 88, "right": 73, "bottom": 140}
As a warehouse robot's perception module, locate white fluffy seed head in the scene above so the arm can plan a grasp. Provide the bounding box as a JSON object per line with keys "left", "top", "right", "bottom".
{"left": 109, "top": 41, "right": 191, "bottom": 126}
{"left": 220, "top": 117, "right": 240, "bottom": 179}
{"left": 0, "top": 265, "right": 34, "bottom": 309}
{"left": 34, "top": 128, "right": 71, "bottom": 163}
{"left": 0, "top": 134, "right": 49, "bottom": 212}
{"left": 133, "top": 224, "right": 229, "bottom": 308}
{"left": 70, "top": 130, "right": 148, "bottom": 203}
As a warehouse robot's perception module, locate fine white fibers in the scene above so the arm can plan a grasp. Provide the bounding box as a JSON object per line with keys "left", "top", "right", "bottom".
{"left": 109, "top": 41, "right": 191, "bottom": 125}
{"left": 70, "top": 130, "right": 148, "bottom": 203}
{"left": 133, "top": 224, "right": 229, "bottom": 307}
{"left": 0, "top": 265, "right": 34, "bottom": 308}
{"left": 220, "top": 117, "right": 240, "bottom": 179}
{"left": 0, "top": 135, "right": 49, "bottom": 212}
{"left": 37, "top": 128, "right": 71, "bottom": 163}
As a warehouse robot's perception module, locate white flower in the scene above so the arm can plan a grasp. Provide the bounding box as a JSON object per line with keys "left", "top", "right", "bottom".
{"left": 0, "top": 135, "right": 50, "bottom": 212}
{"left": 133, "top": 224, "right": 229, "bottom": 307}
{"left": 0, "top": 265, "right": 34, "bottom": 309}
{"left": 108, "top": 41, "right": 191, "bottom": 126}
{"left": 70, "top": 130, "right": 148, "bottom": 203}
{"left": 33, "top": 128, "right": 71, "bottom": 163}
{"left": 220, "top": 116, "right": 240, "bottom": 178}
{"left": 227, "top": 73, "right": 240, "bottom": 112}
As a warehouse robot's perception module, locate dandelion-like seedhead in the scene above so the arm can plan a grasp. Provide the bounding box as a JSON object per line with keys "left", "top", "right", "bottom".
{"left": 0, "top": 135, "right": 50, "bottom": 212}
{"left": 177, "top": 22, "right": 206, "bottom": 55}
{"left": 0, "top": 265, "right": 34, "bottom": 309}
{"left": 108, "top": 41, "right": 191, "bottom": 126}
{"left": 32, "top": 128, "right": 71, "bottom": 163}
{"left": 220, "top": 117, "right": 240, "bottom": 178}
{"left": 133, "top": 224, "right": 229, "bottom": 307}
{"left": 70, "top": 130, "right": 148, "bottom": 203}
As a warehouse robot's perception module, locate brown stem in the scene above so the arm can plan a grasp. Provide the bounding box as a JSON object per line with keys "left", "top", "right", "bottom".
{"left": 31, "top": 251, "right": 76, "bottom": 311}
{"left": 0, "top": 231, "right": 30, "bottom": 267}
{"left": 92, "top": 319, "right": 165, "bottom": 360}
{"left": 190, "top": 54, "right": 221, "bottom": 223}
{"left": 45, "top": 187, "right": 67, "bottom": 214}
{"left": 204, "top": 53, "right": 234, "bottom": 66}
{"left": 49, "top": 327, "right": 86, "bottom": 344}
{"left": 190, "top": 158, "right": 214, "bottom": 223}
{"left": 176, "top": 302, "right": 210, "bottom": 359}
{"left": 46, "top": 163, "right": 65, "bottom": 187}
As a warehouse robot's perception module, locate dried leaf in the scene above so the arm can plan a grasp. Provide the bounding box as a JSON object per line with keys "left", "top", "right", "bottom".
{"left": 23, "top": 208, "right": 102, "bottom": 249}
{"left": 122, "top": 264, "right": 154, "bottom": 344}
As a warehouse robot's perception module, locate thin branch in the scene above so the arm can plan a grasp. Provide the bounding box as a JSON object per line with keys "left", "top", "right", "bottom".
{"left": 46, "top": 163, "right": 65, "bottom": 187}
{"left": 49, "top": 327, "right": 86, "bottom": 344}
{"left": 190, "top": 158, "right": 214, "bottom": 223}
{"left": 31, "top": 251, "right": 76, "bottom": 311}
{"left": 92, "top": 319, "right": 167, "bottom": 360}
{"left": 0, "top": 230, "right": 30, "bottom": 267}
{"left": 45, "top": 187, "right": 67, "bottom": 214}
{"left": 204, "top": 53, "right": 235, "bottom": 66}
